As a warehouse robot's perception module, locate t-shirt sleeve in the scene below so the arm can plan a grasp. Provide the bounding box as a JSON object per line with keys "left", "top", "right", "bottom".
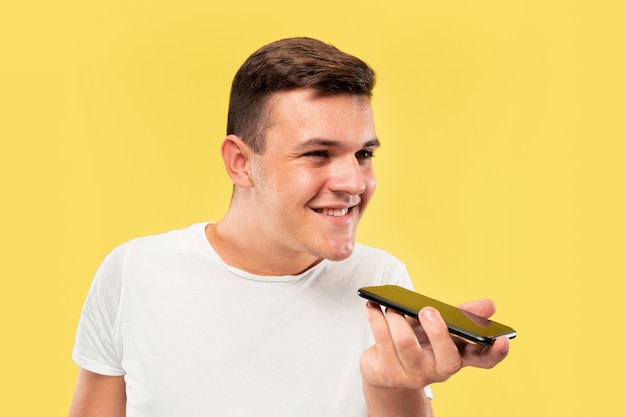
{"left": 72, "top": 244, "right": 126, "bottom": 376}
{"left": 385, "top": 257, "right": 414, "bottom": 291}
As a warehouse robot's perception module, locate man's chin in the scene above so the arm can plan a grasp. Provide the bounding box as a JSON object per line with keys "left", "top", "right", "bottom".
{"left": 322, "top": 242, "right": 356, "bottom": 262}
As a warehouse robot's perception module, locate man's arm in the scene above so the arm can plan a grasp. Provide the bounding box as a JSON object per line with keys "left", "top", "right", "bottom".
{"left": 360, "top": 300, "right": 510, "bottom": 417}
{"left": 362, "top": 381, "right": 434, "bottom": 417}
{"left": 68, "top": 369, "right": 126, "bottom": 417}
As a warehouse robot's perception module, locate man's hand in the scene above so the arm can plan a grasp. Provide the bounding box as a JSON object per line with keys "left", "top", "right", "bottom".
{"left": 360, "top": 298, "right": 510, "bottom": 398}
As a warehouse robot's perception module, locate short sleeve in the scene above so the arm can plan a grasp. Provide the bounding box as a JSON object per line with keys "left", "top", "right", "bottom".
{"left": 71, "top": 244, "right": 127, "bottom": 376}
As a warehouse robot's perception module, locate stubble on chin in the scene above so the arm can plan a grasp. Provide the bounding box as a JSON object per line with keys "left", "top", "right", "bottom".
{"left": 321, "top": 239, "right": 356, "bottom": 262}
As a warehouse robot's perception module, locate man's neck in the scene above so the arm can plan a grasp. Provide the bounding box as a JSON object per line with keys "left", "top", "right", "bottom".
{"left": 205, "top": 221, "right": 322, "bottom": 276}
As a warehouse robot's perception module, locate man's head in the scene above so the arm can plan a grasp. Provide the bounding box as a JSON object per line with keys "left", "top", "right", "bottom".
{"left": 227, "top": 37, "right": 376, "bottom": 154}
{"left": 217, "top": 38, "right": 379, "bottom": 273}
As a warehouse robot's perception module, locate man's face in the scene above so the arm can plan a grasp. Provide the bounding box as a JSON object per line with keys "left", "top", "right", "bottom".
{"left": 249, "top": 88, "right": 378, "bottom": 263}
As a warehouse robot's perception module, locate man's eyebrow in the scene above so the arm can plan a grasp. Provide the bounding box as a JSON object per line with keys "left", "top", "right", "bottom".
{"left": 364, "top": 138, "right": 381, "bottom": 148}
{"left": 296, "top": 138, "right": 381, "bottom": 149}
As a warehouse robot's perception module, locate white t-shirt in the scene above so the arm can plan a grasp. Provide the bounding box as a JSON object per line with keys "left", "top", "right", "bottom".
{"left": 73, "top": 223, "right": 422, "bottom": 416}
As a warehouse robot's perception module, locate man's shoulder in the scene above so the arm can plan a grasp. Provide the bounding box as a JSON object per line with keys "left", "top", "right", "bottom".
{"left": 111, "top": 223, "right": 208, "bottom": 258}
{"left": 133, "top": 222, "right": 205, "bottom": 243}
{"left": 95, "top": 223, "right": 214, "bottom": 283}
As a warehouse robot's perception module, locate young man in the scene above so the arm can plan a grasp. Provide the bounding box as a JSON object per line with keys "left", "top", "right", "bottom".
{"left": 69, "top": 37, "right": 510, "bottom": 417}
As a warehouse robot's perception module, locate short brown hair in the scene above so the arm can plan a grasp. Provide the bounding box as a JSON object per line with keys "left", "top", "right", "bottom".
{"left": 226, "top": 37, "right": 376, "bottom": 153}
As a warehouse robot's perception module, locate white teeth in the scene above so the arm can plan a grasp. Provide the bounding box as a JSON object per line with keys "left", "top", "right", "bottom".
{"left": 318, "top": 208, "right": 349, "bottom": 217}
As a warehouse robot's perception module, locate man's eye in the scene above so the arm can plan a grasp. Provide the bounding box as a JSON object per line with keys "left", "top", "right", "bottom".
{"left": 356, "top": 149, "right": 375, "bottom": 161}
{"left": 305, "top": 150, "right": 329, "bottom": 158}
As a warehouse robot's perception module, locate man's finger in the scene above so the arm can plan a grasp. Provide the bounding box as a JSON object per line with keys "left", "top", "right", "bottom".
{"left": 364, "top": 302, "right": 401, "bottom": 367}
{"left": 384, "top": 308, "right": 424, "bottom": 371}
{"left": 459, "top": 336, "right": 510, "bottom": 369}
{"left": 418, "top": 307, "right": 463, "bottom": 379}
{"left": 456, "top": 299, "right": 496, "bottom": 318}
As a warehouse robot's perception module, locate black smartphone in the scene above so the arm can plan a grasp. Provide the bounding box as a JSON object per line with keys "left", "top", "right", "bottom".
{"left": 358, "top": 285, "right": 517, "bottom": 345}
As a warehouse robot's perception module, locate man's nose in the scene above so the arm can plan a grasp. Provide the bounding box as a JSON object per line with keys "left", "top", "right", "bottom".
{"left": 327, "top": 156, "right": 367, "bottom": 195}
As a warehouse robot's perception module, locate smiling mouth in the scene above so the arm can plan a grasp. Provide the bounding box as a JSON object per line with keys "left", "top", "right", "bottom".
{"left": 313, "top": 207, "right": 351, "bottom": 217}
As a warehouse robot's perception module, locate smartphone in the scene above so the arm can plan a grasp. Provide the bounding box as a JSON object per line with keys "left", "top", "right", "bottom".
{"left": 358, "top": 285, "right": 517, "bottom": 345}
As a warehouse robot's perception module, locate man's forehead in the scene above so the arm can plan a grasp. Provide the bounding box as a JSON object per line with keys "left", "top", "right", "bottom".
{"left": 263, "top": 89, "right": 376, "bottom": 142}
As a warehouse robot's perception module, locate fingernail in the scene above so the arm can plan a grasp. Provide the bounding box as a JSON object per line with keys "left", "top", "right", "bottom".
{"left": 421, "top": 307, "right": 437, "bottom": 322}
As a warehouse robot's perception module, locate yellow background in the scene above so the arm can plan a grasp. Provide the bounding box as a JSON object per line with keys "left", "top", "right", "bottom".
{"left": 1, "top": 0, "right": 624, "bottom": 415}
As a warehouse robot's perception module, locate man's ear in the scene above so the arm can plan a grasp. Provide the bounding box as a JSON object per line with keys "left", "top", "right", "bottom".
{"left": 221, "top": 134, "right": 254, "bottom": 188}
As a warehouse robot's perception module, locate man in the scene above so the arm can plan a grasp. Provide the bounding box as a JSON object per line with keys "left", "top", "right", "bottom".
{"left": 69, "top": 37, "right": 509, "bottom": 417}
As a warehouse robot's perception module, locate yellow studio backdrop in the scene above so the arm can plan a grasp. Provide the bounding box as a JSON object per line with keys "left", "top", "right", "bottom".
{"left": 1, "top": 0, "right": 624, "bottom": 415}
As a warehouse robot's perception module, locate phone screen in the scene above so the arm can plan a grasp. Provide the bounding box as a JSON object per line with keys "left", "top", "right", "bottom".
{"left": 358, "top": 285, "right": 517, "bottom": 345}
